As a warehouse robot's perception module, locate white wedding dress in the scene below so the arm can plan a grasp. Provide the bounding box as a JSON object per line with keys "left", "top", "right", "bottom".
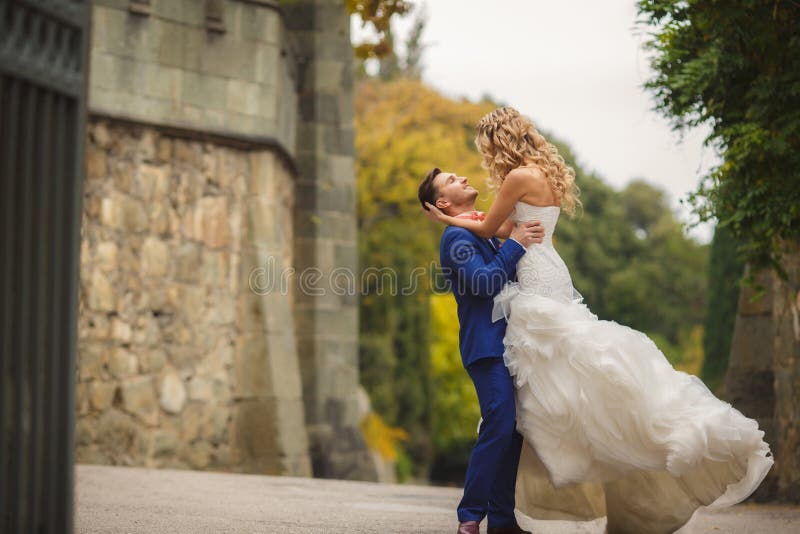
{"left": 493, "top": 202, "right": 774, "bottom": 534}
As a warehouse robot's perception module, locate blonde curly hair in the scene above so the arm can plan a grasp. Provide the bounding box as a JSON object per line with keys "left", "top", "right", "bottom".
{"left": 475, "top": 106, "right": 580, "bottom": 216}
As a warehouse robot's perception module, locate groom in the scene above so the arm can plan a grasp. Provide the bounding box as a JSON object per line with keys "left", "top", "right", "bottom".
{"left": 419, "top": 168, "right": 542, "bottom": 534}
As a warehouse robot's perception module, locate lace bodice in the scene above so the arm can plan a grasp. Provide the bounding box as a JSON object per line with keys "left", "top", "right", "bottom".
{"left": 493, "top": 203, "right": 581, "bottom": 320}
{"left": 512, "top": 203, "right": 562, "bottom": 246}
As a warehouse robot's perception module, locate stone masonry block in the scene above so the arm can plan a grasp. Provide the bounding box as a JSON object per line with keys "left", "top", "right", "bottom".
{"left": 233, "top": 334, "right": 272, "bottom": 399}
{"left": 294, "top": 307, "right": 357, "bottom": 339}
{"left": 314, "top": 60, "right": 343, "bottom": 92}
{"left": 335, "top": 243, "right": 357, "bottom": 272}
{"left": 314, "top": 4, "right": 349, "bottom": 33}
{"left": 324, "top": 126, "right": 355, "bottom": 157}
{"left": 254, "top": 43, "right": 280, "bottom": 86}
{"left": 338, "top": 91, "right": 355, "bottom": 123}
{"left": 226, "top": 79, "right": 262, "bottom": 117}
{"left": 89, "top": 50, "right": 116, "bottom": 91}
{"left": 256, "top": 85, "right": 279, "bottom": 121}
{"left": 182, "top": 71, "right": 228, "bottom": 111}
{"left": 328, "top": 154, "right": 355, "bottom": 187}
{"left": 199, "top": 37, "right": 259, "bottom": 82}
{"left": 266, "top": 333, "right": 303, "bottom": 399}
{"left": 293, "top": 236, "right": 335, "bottom": 272}
{"left": 300, "top": 92, "right": 343, "bottom": 125}
{"left": 240, "top": 5, "right": 281, "bottom": 45}
{"left": 262, "top": 290, "right": 298, "bottom": 334}
{"left": 294, "top": 209, "right": 356, "bottom": 241}
{"left": 295, "top": 123, "right": 321, "bottom": 153}
{"left": 282, "top": 4, "right": 315, "bottom": 32}
{"left": 291, "top": 149, "right": 319, "bottom": 180}
{"left": 248, "top": 151, "right": 276, "bottom": 196}
{"left": 273, "top": 397, "right": 311, "bottom": 456}
{"left": 315, "top": 34, "right": 352, "bottom": 61}
{"left": 106, "top": 9, "right": 163, "bottom": 63}
{"left": 231, "top": 399, "right": 281, "bottom": 465}
{"left": 150, "top": 0, "right": 206, "bottom": 27}
{"left": 227, "top": 113, "right": 279, "bottom": 140}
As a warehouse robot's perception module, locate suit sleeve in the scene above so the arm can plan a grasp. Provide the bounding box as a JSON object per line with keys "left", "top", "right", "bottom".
{"left": 440, "top": 228, "right": 526, "bottom": 299}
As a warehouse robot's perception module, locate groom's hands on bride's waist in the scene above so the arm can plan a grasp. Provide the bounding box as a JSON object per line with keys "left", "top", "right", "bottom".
{"left": 507, "top": 220, "right": 545, "bottom": 248}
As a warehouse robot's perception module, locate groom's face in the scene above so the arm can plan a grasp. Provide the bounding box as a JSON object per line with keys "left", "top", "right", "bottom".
{"left": 433, "top": 172, "right": 479, "bottom": 213}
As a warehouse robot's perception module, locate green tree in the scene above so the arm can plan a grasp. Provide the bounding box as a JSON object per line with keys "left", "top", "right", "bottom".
{"left": 637, "top": 0, "right": 800, "bottom": 273}
{"left": 639, "top": 0, "right": 800, "bottom": 501}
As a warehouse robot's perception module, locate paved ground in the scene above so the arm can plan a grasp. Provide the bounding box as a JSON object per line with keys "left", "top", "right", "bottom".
{"left": 75, "top": 464, "right": 800, "bottom": 533}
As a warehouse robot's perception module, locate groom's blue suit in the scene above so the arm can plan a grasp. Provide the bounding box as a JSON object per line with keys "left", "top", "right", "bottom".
{"left": 439, "top": 226, "right": 527, "bottom": 529}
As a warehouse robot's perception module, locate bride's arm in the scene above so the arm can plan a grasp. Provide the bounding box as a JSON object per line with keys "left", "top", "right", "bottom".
{"left": 495, "top": 219, "right": 515, "bottom": 239}
{"left": 425, "top": 171, "right": 528, "bottom": 238}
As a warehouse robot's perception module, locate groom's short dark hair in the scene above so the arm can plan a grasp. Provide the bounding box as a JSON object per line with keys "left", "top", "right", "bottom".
{"left": 418, "top": 167, "right": 442, "bottom": 211}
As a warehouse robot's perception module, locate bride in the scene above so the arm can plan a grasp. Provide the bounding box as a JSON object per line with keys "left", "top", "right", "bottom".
{"left": 424, "top": 106, "right": 774, "bottom": 533}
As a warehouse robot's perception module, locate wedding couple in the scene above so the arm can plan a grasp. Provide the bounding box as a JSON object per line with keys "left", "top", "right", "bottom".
{"left": 418, "top": 107, "right": 774, "bottom": 534}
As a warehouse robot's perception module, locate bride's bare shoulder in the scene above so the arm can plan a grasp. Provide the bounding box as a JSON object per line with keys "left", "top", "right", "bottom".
{"left": 507, "top": 165, "right": 557, "bottom": 204}
{"left": 503, "top": 165, "right": 547, "bottom": 191}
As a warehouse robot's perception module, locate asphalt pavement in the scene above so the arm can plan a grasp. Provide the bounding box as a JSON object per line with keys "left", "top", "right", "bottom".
{"left": 75, "top": 464, "right": 800, "bottom": 533}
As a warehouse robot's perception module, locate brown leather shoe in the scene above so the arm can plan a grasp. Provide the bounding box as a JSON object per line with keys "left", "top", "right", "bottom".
{"left": 457, "top": 520, "right": 480, "bottom": 534}
{"left": 487, "top": 524, "right": 532, "bottom": 534}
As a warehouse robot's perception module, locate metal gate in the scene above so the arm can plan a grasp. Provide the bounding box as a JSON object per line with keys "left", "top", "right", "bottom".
{"left": 0, "top": 1, "right": 90, "bottom": 532}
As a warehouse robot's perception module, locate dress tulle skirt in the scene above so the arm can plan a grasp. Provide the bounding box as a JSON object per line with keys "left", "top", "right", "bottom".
{"left": 493, "top": 284, "right": 774, "bottom": 534}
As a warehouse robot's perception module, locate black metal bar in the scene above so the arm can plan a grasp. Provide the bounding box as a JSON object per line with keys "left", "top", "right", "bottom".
{"left": 0, "top": 1, "right": 89, "bottom": 532}
{"left": 45, "top": 91, "right": 68, "bottom": 534}
{"left": 60, "top": 93, "right": 82, "bottom": 534}
{"left": 14, "top": 75, "right": 37, "bottom": 534}
{"left": 0, "top": 74, "right": 22, "bottom": 534}
{"left": 30, "top": 85, "right": 53, "bottom": 533}
{"left": 39, "top": 87, "right": 56, "bottom": 534}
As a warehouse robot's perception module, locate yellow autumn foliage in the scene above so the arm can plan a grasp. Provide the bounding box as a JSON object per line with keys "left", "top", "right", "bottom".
{"left": 360, "top": 411, "right": 410, "bottom": 461}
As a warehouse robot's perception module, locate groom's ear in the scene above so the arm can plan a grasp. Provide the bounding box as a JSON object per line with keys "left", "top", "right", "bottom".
{"left": 435, "top": 198, "right": 450, "bottom": 210}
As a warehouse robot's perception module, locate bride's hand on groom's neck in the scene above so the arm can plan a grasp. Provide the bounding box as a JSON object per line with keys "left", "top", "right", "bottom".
{"left": 424, "top": 202, "right": 449, "bottom": 225}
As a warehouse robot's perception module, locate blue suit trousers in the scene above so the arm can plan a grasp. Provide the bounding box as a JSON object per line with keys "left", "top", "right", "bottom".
{"left": 457, "top": 356, "right": 523, "bottom": 528}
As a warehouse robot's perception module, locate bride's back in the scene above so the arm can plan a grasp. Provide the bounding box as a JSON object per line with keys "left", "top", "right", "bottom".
{"left": 512, "top": 164, "right": 561, "bottom": 208}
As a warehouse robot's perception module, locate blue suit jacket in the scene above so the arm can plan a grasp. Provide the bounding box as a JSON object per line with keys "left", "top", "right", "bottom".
{"left": 439, "top": 226, "right": 526, "bottom": 368}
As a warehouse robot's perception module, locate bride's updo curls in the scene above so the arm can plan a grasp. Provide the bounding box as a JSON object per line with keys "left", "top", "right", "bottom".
{"left": 475, "top": 107, "right": 580, "bottom": 216}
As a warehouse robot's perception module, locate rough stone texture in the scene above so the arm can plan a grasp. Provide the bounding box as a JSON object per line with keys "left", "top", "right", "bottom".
{"left": 77, "top": 118, "right": 310, "bottom": 476}
{"left": 771, "top": 244, "right": 800, "bottom": 502}
{"left": 77, "top": 0, "right": 376, "bottom": 483}
{"left": 284, "top": 0, "right": 377, "bottom": 481}
{"left": 726, "top": 249, "right": 800, "bottom": 503}
{"left": 725, "top": 268, "right": 777, "bottom": 500}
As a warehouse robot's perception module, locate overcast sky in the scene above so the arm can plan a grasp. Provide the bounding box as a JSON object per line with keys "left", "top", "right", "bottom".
{"left": 352, "top": 0, "right": 718, "bottom": 242}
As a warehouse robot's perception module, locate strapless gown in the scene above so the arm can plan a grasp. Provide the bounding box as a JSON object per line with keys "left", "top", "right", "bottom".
{"left": 494, "top": 202, "right": 773, "bottom": 534}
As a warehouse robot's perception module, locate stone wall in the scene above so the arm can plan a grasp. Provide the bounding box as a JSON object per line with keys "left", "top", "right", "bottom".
{"left": 76, "top": 118, "right": 311, "bottom": 475}
{"left": 725, "top": 269, "right": 776, "bottom": 499}
{"left": 75, "top": 0, "right": 376, "bottom": 481}
{"left": 283, "top": 0, "right": 376, "bottom": 480}
{"left": 89, "top": 0, "right": 295, "bottom": 150}
{"left": 772, "top": 246, "right": 800, "bottom": 501}
{"left": 726, "top": 250, "right": 800, "bottom": 501}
